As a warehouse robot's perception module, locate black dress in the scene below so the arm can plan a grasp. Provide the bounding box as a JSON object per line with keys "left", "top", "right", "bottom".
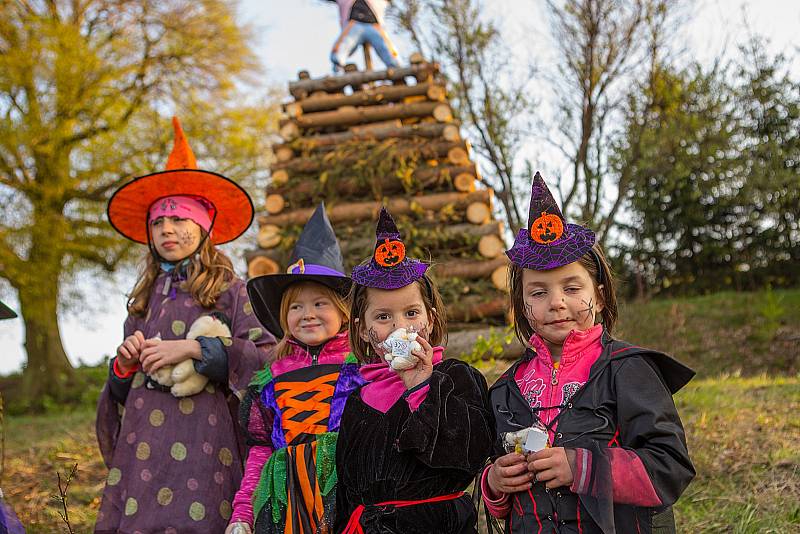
{"left": 334, "top": 359, "right": 495, "bottom": 534}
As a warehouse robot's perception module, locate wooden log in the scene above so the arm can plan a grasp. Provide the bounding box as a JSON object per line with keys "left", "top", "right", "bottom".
{"left": 271, "top": 139, "right": 470, "bottom": 175}
{"left": 447, "top": 146, "right": 470, "bottom": 166}
{"left": 275, "top": 145, "right": 294, "bottom": 162}
{"left": 290, "top": 82, "right": 447, "bottom": 115}
{"left": 447, "top": 327, "right": 525, "bottom": 361}
{"left": 453, "top": 172, "right": 475, "bottom": 192}
{"left": 409, "top": 52, "right": 425, "bottom": 65}
{"left": 288, "top": 62, "right": 440, "bottom": 98}
{"left": 257, "top": 224, "right": 282, "bottom": 249}
{"left": 350, "top": 119, "right": 402, "bottom": 134}
{"left": 466, "top": 201, "right": 492, "bottom": 224}
{"left": 478, "top": 234, "right": 506, "bottom": 259}
{"left": 435, "top": 256, "right": 508, "bottom": 280}
{"left": 491, "top": 264, "right": 510, "bottom": 291}
{"left": 247, "top": 255, "right": 279, "bottom": 278}
{"left": 269, "top": 164, "right": 478, "bottom": 202}
{"left": 280, "top": 101, "right": 452, "bottom": 130}
{"left": 298, "top": 70, "right": 310, "bottom": 80}
{"left": 259, "top": 189, "right": 492, "bottom": 226}
{"left": 271, "top": 169, "right": 289, "bottom": 185}
{"left": 279, "top": 121, "right": 300, "bottom": 141}
{"left": 279, "top": 123, "right": 459, "bottom": 152}
{"left": 447, "top": 296, "right": 507, "bottom": 322}
{"left": 265, "top": 194, "right": 285, "bottom": 215}
{"left": 344, "top": 63, "right": 358, "bottom": 73}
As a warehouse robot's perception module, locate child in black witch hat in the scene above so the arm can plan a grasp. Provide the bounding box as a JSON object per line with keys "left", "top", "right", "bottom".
{"left": 227, "top": 203, "right": 361, "bottom": 534}
{"left": 334, "top": 207, "right": 495, "bottom": 534}
{"left": 481, "top": 172, "right": 695, "bottom": 534}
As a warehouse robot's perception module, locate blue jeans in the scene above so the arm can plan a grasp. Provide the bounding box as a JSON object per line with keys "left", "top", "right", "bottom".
{"left": 331, "top": 21, "right": 399, "bottom": 72}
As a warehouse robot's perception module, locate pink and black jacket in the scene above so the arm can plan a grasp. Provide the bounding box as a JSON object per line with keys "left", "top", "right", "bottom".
{"left": 486, "top": 329, "right": 695, "bottom": 534}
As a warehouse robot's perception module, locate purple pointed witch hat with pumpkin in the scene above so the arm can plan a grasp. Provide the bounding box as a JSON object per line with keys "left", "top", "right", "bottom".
{"left": 351, "top": 207, "right": 428, "bottom": 289}
{"left": 506, "top": 172, "right": 595, "bottom": 270}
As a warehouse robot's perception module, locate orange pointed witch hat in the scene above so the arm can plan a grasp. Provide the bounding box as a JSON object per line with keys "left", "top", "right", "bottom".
{"left": 107, "top": 117, "right": 253, "bottom": 244}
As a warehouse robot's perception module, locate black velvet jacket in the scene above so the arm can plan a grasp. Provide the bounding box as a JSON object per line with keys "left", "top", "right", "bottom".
{"left": 489, "top": 333, "right": 696, "bottom": 534}
{"left": 335, "top": 359, "right": 496, "bottom": 533}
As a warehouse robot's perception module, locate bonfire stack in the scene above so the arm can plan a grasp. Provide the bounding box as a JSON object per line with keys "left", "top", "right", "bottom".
{"left": 248, "top": 57, "right": 511, "bottom": 331}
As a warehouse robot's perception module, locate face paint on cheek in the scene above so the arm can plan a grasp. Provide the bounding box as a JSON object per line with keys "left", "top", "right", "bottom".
{"left": 578, "top": 298, "right": 595, "bottom": 322}
{"left": 367, "top": 327, "right": 387, "bottom": 356}
{"left": 177, "top": 230, "right": 196, "bottom": 247}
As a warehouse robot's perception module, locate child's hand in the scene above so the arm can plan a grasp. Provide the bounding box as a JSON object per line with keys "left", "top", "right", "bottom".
{"left": 487, "top": 453, "right": 532, "bottom": 495}
{"left": 225, "top": 522, "right": 252, "bottom": 534}
{"left": 527, "top": 447, "right": 574, "bottom": 489}
{"left": 139, "top": 338, "right": 201, "bottom": 374}
{"left": 116, "top": 330, "right": 145, "bottom": 372}
{"left": 397, "top": 335, "right": 434, "bottom": 389}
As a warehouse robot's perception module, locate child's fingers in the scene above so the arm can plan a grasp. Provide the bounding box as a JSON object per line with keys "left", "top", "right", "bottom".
{"left": 143, "top": 337, "right": 161, "bottom": 348}
{"left": 118, "top": 344, "right": 134, "bottom": 361}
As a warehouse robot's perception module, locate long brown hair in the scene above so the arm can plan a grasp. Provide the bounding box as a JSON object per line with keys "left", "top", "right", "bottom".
{"left": 509, "top": 243, "right": 618, "bottom": 344}
{"left": 273, "top": 281, "right": 350, "bottom": 359}
{"left": 127, "top": 235, "right": 236, "bottom": 316}
{"left": 348, "top": 274, "right": 447, "bottom": 364}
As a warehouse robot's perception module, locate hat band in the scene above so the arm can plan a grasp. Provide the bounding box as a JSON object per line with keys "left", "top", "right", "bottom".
{"left": 148, "top": 195, "right": 214, "bottom": 233}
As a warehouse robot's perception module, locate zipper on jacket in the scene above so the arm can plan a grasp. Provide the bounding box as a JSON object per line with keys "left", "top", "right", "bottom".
{"left": 551, "top": 366, "right": 558, "bottom": 386}
{"left": 312, "top": 353, "right": 318, "bottom": 365}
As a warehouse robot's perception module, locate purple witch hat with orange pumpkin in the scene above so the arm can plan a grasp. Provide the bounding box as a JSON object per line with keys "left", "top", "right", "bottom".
{"left": 505, "top": 172, "right": 595, "bottom": 270}
{"left": 351, "top": 207, "right": 428, "bottom": 289}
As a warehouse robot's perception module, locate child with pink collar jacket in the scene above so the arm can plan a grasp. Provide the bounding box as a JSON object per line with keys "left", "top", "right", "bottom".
{"left": 481, "top": 173, "right": 695, "bottom": 534}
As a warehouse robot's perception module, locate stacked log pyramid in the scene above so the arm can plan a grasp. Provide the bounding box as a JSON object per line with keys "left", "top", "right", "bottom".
{"left": 247, "top": 57, "right": 510, "bottom": 329}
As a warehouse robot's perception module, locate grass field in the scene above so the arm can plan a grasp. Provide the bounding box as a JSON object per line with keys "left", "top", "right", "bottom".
{"left": 1, "top": 289, "right": 798, "bottom": 533}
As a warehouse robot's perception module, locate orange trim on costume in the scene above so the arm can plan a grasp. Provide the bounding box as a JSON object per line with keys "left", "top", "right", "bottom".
{"left": 275, "top": 372, "right": 338, "bottom": 443}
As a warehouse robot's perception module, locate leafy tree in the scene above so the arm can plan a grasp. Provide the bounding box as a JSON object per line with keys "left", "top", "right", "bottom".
{"left": 0, "top": 0, "right": 277, "bottom": 407}
{"left": 389, "top": 0, "right": 536, "bottom": 230}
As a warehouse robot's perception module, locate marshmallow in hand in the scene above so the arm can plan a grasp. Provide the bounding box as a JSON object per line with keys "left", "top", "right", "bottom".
{"left": 382, "top": 328, "right": 422, "bottom": 370}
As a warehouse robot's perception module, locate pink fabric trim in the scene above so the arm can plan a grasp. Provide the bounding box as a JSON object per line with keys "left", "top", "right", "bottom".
{"left": 481, "top": 465, "right": 511, "bottom": 519}
{"left": 405, "top": 384, "right": 429, "bottom": 411}
{"left": 515, "top": 324, "right": 603, "bottom": 439}
{"left": 270, "top": 331, "right": 350, "bottom": 377}
{"left": 148, "top": 195, "right": 213, "bottom": 233}
{"left": 607, "top": 447, "right": 662, "bottom": 506}
{"left": 359, "top": 346, "right": 444, "bottom": 413}
{"left": 230, "top": 444, "right": 273, "bottom": 526}
{"left": 569, "top": 448, "right": 593, "bottom": 495}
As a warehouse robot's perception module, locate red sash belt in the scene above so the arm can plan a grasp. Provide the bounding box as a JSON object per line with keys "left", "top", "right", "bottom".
{"left": 342, "top": 491, "right": 465, "bottom": 534}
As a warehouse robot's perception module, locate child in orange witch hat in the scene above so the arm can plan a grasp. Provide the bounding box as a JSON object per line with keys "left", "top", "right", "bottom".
{"left": 95, "top": 117, "right": 275, "bottom": 534}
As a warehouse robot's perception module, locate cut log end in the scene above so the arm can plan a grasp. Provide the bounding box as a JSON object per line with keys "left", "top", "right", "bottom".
{"left": 466, "top": 202, "right": 491, "bottom": 224}
{"left": 271, "top": 169, "right": 289, "bottom": 186}
{"left": 442, "top": 124, "right": 461, "bottom": 142}
{"left": 478, "top": 234, "right": 506, "bottom": 259}
{"left": 409, "top": 52, "right": 425, "bottom": 64}
{"left": 248, "top": 256, "right": 279, "bottom": 278}
{"left": 491, "top": 264, "right": 510, "bottom": 292}
{"left": 265, "top": 194, "right": 286, "bottom": 215}
{"left": 275, "top": 146, "right": 294, "bottom": 162}
{"left": 453, "top": 172, "right": 476, "bottom": 192}
{"left": 298, "top": 70, "right": 310, "bottom": 80}
{"left": 433, "top": 104, "right": 453, "bottom": 122}
{"left": 279, "top": 121, "right": 300, "bottom": 141}
{"left": 447, "top": 146, "right": 470, "bottom": 166}
{"left": 285, "top": 102, "right": 303, "bottom": 119}
{"left": 257, "top": 224, "right": 282, "bottom": 249}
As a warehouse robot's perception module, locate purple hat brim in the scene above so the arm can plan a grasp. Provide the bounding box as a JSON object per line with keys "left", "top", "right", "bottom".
{"left": 247, "top": 270, "right": 352, "bottom": 339}
{"left": 351, "top": 259, "right": 428, "bottom": 289}
{"left": 505, "top": 224, "right": 595, "bottom": 270}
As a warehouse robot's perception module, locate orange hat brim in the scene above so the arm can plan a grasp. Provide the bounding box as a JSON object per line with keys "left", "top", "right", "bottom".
{"left": 107, "top": 169, "right": 254, "bottom": 244}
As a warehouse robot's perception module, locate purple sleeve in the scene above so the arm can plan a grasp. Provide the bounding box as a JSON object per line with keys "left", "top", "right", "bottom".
{"left": 96, "top": 314, "right": 141, "bottom": 467}
{"left": 225, "top": 281, "right": 276, "bottom": 394}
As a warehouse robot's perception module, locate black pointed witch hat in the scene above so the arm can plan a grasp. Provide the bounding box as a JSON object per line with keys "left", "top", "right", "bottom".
{"left": 247, "top": 203, "right": 351, "bottom": 338}
{"left": 0, "top": 300, "right": 17, "bottom": 320}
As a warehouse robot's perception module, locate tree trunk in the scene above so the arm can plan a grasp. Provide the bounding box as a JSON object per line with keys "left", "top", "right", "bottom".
{"left": 18, "top": 270, "right": 74, "bottom": 408}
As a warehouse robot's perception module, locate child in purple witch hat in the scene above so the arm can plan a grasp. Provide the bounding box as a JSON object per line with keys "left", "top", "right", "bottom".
{"left": 227, "top": 203, "right": 361, "bottom": 534}
{"left": 481, "top": 172, "right": 695, "bottom": 534}
{"left": 334, "top": 207, "right": 495, "bottom": 534}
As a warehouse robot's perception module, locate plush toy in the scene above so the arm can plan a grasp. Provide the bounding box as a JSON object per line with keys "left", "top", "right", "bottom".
{"left": 150, "top": 312, "right": 231, "bottom": 397}
{"left": 382, "top": 327, "right": 422, "bottom": 371}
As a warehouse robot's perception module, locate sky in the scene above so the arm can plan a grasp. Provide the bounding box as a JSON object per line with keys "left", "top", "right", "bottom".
{"left": 1, "top": 0, "right": 798, "bottom": 374}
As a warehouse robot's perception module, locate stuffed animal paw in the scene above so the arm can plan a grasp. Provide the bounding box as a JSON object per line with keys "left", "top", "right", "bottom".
{"left": 382, "top": 327, "right": 422, "bottom": 371}
{"left": 148, "top": 313, "right": 231, "bottom": 397}
{"left": 225, "top": 522, "right": 252, "bottom": 534}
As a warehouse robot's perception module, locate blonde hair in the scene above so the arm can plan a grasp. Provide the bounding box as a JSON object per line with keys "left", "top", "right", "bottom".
{"left": 509, "top": 243, "right": 618, "bottom": 344}
{"left": 127, "top": 235, "right": 235, "bottom": 316}
{"left": 273, "top": 281, "right": 350, "bottom": 359}
{"left": 348, "top": 275, "right": 447, "bottom": 364}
